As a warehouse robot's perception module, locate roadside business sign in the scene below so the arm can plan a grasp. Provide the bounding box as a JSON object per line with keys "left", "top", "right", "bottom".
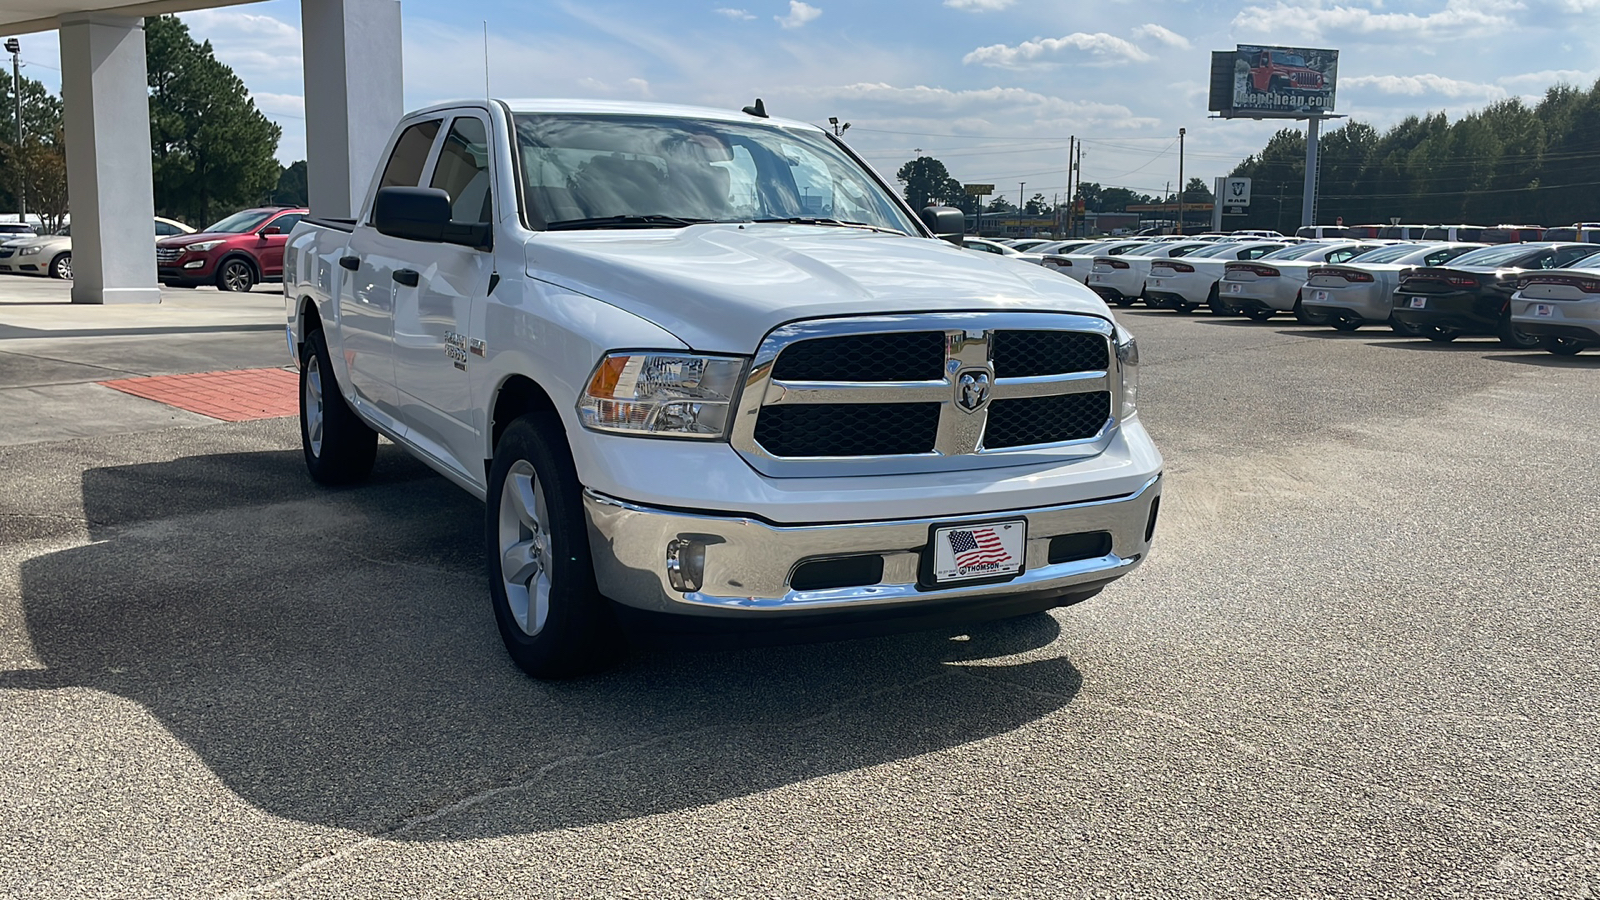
{"left": 1209, "top": 45, "right": 1338, "bottom": 119}
{"left": 1224, "top": 177, "right": 1251, "bottom": 207}
{"left": 965, "top": 183, "right": 995, "bottom": 195}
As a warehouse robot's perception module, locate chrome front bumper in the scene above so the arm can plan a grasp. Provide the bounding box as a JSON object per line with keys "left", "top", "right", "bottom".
{"left": 583, "top": 474, "right": 1162, "bottom": 617}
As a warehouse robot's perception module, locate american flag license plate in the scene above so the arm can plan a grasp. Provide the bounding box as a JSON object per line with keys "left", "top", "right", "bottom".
{"left": 932, "top": 519, "right": 1027, "bottom": 583}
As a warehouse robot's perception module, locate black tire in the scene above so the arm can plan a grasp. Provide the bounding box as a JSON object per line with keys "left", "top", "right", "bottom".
{"left": 487, "top": 413, "right": 618, "bottom": 679}
{"left": 299, "top": 328, "right": 378, "bottom": 484}
{"left": 1425, "top": 327, "right": 1459, "bottom": 344}
{"left": 48, "top": 252, "right": 71, "bottom": 280}
{"left": 1332, "top": 317, "right": 1361, "bottom": 332}
{"left": 216, "top": 258, "right": 256, "bottom": 292}
{"left": 1542, "top": 336, "right": 1585, "bottom": 356}
{"left": 1205, "top": 285, "right": 1223, "bottom": 315}
{"left": 1175, "top": 301, "right": 1194, "bottom": 314}
{"left": 1114, "top": 294, "right": 1136, "bottom": 308}
{"left": 1497, "top": 317, "right": 1541, "bottom": 349}
{"left": 1246, "top": 308, "right": 1275, "bottom": 321}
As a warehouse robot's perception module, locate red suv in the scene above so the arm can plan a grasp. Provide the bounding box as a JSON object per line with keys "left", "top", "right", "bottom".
{"left": 156, "top": 206, "right": 308, "bottom": 292}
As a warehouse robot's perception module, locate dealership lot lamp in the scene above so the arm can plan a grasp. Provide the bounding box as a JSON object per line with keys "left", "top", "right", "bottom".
{"left": 6, "top": 37, "right": 21, "bottom": 220}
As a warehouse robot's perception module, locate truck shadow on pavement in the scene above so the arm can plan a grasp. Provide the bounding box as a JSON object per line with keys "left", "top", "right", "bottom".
{"left": 7, "top": 448, "right": 1081, "bottom": 840}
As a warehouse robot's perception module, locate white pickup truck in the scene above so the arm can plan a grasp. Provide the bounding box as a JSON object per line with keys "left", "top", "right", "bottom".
{"left": 284, "top": 99, "right": 1163, "bottom": 678}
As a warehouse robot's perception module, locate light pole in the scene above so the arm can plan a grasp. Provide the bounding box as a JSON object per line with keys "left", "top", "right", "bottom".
{"left": 1018, "top": 182, "right": 1025, "bottom": 212}
{"left": 827, "top": 116, "right": 850, "bottom": 137}
{"left": 1176, "top": 127, "right": 1186, "bottom": 235}
{"left": 5, "top": 37, "right": 21, "bottom": 222}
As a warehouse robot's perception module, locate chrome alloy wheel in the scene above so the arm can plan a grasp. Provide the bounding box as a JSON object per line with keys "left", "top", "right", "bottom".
{"left": 498, "top": 460, "right": 553, "bottom": 637}
{"left": 54, "top": 254, "right": 72, "bottom": 279}
{"left": 303, "top": 353, "right": 325, "bottom": 457}
{"left": 222, "top": 260, "right": 253, "bottom": 292}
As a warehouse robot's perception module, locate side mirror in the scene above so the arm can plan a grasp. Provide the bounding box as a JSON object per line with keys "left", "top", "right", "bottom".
{"left": 373, "top": 186, "right": 452, "bottom": 243}
{"left": 920, "top": 206, "right": 965, "bottom": 246}
{"left": 259, "top": 225, "right": 281, "bottom": 236}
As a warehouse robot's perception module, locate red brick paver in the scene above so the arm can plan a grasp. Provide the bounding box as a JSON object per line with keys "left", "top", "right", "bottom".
{"left": 99, "top": 368, "right": 300, "bottom": 422}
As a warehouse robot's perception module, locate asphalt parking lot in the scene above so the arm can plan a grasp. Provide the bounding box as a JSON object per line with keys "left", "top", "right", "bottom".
{"left": 1, "top": 279, "right": 1597, "bottom": 898}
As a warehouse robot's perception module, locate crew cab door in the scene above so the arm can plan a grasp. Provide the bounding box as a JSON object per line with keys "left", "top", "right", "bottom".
{"left": 340, "top": 117, "right": 444, "bottom": 422}
{"left": 391, "top": 111, "right": 496, "bottom": 477}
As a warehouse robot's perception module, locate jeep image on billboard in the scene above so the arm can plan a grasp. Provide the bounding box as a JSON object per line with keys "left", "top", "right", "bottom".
{"left": 1232, "top": 45, "right": 1338, "bottom": 117}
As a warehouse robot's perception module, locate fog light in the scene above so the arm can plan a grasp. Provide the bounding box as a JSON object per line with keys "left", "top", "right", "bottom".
{"left": 665, "top": 538, "right": 706, "bottom": 593}
{"left": 183, "top": 260, "right": 205, "bottom": 269}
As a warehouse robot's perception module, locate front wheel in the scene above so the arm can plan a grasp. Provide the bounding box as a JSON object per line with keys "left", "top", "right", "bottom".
{"left": 1542, "top": 336, "right": 1585, "bottom": 356}
{"left": 1498, "top": 318, "right": 1541, "bottom": 349}
{"left": 49, "top": 252, "right": 71, "bottom": 280}
{"left": 487, "top": 413, "right": 618, "bottom": 679}
{"left": 217, "top": 258, "right": 256, "bottom": 292}
{"left": 300, "top": 328, "right": 378, "bottom": 484}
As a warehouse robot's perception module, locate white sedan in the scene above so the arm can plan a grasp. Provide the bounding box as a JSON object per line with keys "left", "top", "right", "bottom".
{"left": 1217, "top": 241, "right": 1382, "bottom": 323}
{"left": 1510, "top": 264, "right": 1600, "bottom": 355}
{"left": 1300, "top": 243, "right": 1485, "bottom": 332}
{"left": 1085, "top": 242, "right": 1212, "bottom": 307}
{"left": 1144, "top": 241, "right": 1292, "bottom": 313}
{"left": 1052, "top": 240, "right": 1157, "bottom": 285}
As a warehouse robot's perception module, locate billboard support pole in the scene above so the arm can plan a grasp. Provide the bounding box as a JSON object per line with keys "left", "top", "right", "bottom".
{"left": 1212, "top": 177, "right": 1224, "bottom": 232}
{"left": 1301, "top": 115, "right": 1321, "bottom": 228}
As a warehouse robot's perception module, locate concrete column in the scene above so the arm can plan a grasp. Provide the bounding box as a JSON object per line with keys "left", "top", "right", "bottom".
{"left": 301, "top": 0, "right": 404, "bottom": 219}
{"left": 58, "top": 14, "right": 160, "bottom": 305}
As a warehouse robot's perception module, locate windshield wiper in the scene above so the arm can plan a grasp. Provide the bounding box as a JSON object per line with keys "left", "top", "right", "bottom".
{"left": 750, "top": 217, "right": 905, "bottom": 235}
{"left": 545, "top": 215, "right": 711, "bottom": 231}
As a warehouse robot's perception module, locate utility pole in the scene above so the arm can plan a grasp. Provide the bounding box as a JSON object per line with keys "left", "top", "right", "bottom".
{"left": 1018, "top": 182, "right": 1025, "bottom": 212}
{"left": 1066, "top": 136, "right": 1075, "bottom": 238}
{"left": 1176, "top": 127, "right": 1186, "bottom": 235}
{"left": 6, "top": 38, "right": 22, "bottom": 223}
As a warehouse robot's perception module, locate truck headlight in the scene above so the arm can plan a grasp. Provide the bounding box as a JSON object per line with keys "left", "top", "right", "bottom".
{"left": 579, "top": 353, "right": 745, "bottom": 439}
{"left": 1115, "top": 330, "right": 1139, "bottom": 420}
{"left": 18, "top": 245, "right": 42, "bottom": 256}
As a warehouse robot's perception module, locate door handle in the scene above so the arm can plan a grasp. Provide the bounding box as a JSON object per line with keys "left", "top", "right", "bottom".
{"left": 393, "top": 268, "right": 420, "bottom": 287}
{"left": 339, "top": 255, "right": 360, "bottom": 271}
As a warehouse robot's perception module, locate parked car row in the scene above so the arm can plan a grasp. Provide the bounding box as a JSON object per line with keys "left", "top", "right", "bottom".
{"left": 1294, "top": 222, "right": 1597, "bottom": 244}
{"left": 1040, "top": 234, "right": 1600, "bottom": 355}
{"left": 0, "top": 206, "right": 308, "bottom": 292}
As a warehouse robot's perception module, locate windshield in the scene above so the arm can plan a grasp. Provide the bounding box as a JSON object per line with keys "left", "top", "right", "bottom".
{"left": 513, "top": 114, "right": 918, "bottom": 234}
{"left": 1350, "top": 244, "right": 1427, "bottom": 264}
{"left": 1261, "top": 243, "right": 1333, "bottom": 260}
{"left": 204, "top": 210, "right": 273, "bottom": 234}
{"left": 1449, "top": 244, "right": 1540, "bottom": 267}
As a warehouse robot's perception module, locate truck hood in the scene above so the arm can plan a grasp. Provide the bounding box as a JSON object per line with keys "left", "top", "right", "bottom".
{"left": 524, "top": 224, "right": 1113, "bottom": 352}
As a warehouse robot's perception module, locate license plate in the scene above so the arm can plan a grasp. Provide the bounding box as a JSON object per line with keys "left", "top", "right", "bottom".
{"left": 931, "top": 519, "right": 1026, "bottom": 583}
{"left": 1089, "top": 274, "right": 1103, "bottom": 282}
{"left": 1312, "top": 290, "right": 1330, "bottom": 302}
{"left": 1533, "top": 303, "right": 1554, "bottom": 317}
{"left": 1149, "top": 278, "right": 1162, "bottom": 287}
{"left": 1228, "top": 282, "right": 1243, "bottom": 294}
{"left": 1409, "top": 297, "right": 1426, "bottom": 309}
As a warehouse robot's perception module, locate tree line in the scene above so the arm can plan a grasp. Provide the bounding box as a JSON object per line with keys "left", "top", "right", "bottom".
{"left": 1228, "top": 80, "right": 1600, "bottom": 232}
{"left": 0, "top": 15, "right": 305, "bottom": 233}
{"left": 895, "top": 155, "right": 1212, "bottom": 221}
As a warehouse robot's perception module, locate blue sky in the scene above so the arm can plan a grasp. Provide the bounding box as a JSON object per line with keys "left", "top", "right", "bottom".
{"left": 11, "top": 0, "right": 1600, "bottom": 201}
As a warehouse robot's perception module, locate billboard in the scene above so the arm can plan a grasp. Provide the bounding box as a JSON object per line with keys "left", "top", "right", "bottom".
{"left": 1208, "top": 45, "right": 1338, "bottom": 118}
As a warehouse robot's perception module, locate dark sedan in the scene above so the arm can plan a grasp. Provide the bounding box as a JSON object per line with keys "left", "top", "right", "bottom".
{"left": 1390, "top": 243, "right": 1600, "bottom": 346}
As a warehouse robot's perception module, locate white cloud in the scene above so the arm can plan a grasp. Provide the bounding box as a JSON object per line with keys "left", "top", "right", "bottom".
{"left": 776, "top": 1, "right": 822, "bottom": 28}
{"left": 964, "top": 33, "right": 1153, "bottom": 69}
{"left": 714, "top": 7, "right": 756, "bottom": 19}
{"left": 1343, "top": 74, "right": 1507, "bottom": 100}
{"left": 1497, "top": 67, "right": 1600, "bottom": 88}
{"left": 944, "top": 0, "right": 1017, "bottom": 10}
{"left": 1133, "top": 23, "right": 1191, "bottom": 50}
{"left": 1231, "top": 0, "right": 1519, "bottom": 41}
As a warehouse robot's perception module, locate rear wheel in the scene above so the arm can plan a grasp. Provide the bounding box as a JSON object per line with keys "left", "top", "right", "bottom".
{"left": 1205, "top": 285, "right": 1223, "bottom": 315}
{"left": 1389, "top": 317, "right": 1424, "bottom": 337}
{"left": 48, "top": 252, "right": 71, "bottom": 280}
{"left": 1541, "top": 336, "right": 1584, "bottom": 356}
{"left": 299, "top": 328, "right": 378, "bottom": 484}
{"left": 1497, "top": 317, "right": 1541, "bottom": 349}
{"left": 1294, "top": 296, "right": 1333, "bottom": 326}
{"left": 486, "top": 413, "right": 619, "bottom": 679}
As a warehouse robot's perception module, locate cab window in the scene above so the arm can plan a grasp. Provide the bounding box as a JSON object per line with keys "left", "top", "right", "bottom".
{"left": 378, "top": 119, "right": 443, "bottom": 190}
{"left": 430, "top": 116, "right": 493, "bottom": 224}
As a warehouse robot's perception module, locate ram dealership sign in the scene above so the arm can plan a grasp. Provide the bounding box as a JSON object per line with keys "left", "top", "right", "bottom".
{"left": 1209, "top": 45, "right": 1339, "bottom": 119}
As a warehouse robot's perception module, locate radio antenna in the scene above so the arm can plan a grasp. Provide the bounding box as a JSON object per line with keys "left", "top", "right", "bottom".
{"left": 483, "top": 21, "right": 491, "bottom": 101}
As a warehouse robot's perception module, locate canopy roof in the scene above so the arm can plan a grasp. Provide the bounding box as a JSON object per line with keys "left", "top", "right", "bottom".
{"left": 3, "top": 0, "right": 257, "bottom": 34}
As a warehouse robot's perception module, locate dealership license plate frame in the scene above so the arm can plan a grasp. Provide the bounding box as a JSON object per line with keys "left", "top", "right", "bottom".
{"left": 1534, "top": 303, "right": 1554, "bottom": 317}
{"left": 1228, "top": 282, "right": 1243, "bottom": 294}
{"left": 1410, "top": 297, "right": 1427, "bottom": 309}
{"left": 923, "top": 519, "right": 1028, "bottom": 587}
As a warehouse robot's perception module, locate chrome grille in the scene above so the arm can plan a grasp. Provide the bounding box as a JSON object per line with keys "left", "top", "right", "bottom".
{"left": 731, "top": 312, "right": 1122, "bottom": 477}
{"left": 155, "top": 247, "right": 184, "bottom": 264}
